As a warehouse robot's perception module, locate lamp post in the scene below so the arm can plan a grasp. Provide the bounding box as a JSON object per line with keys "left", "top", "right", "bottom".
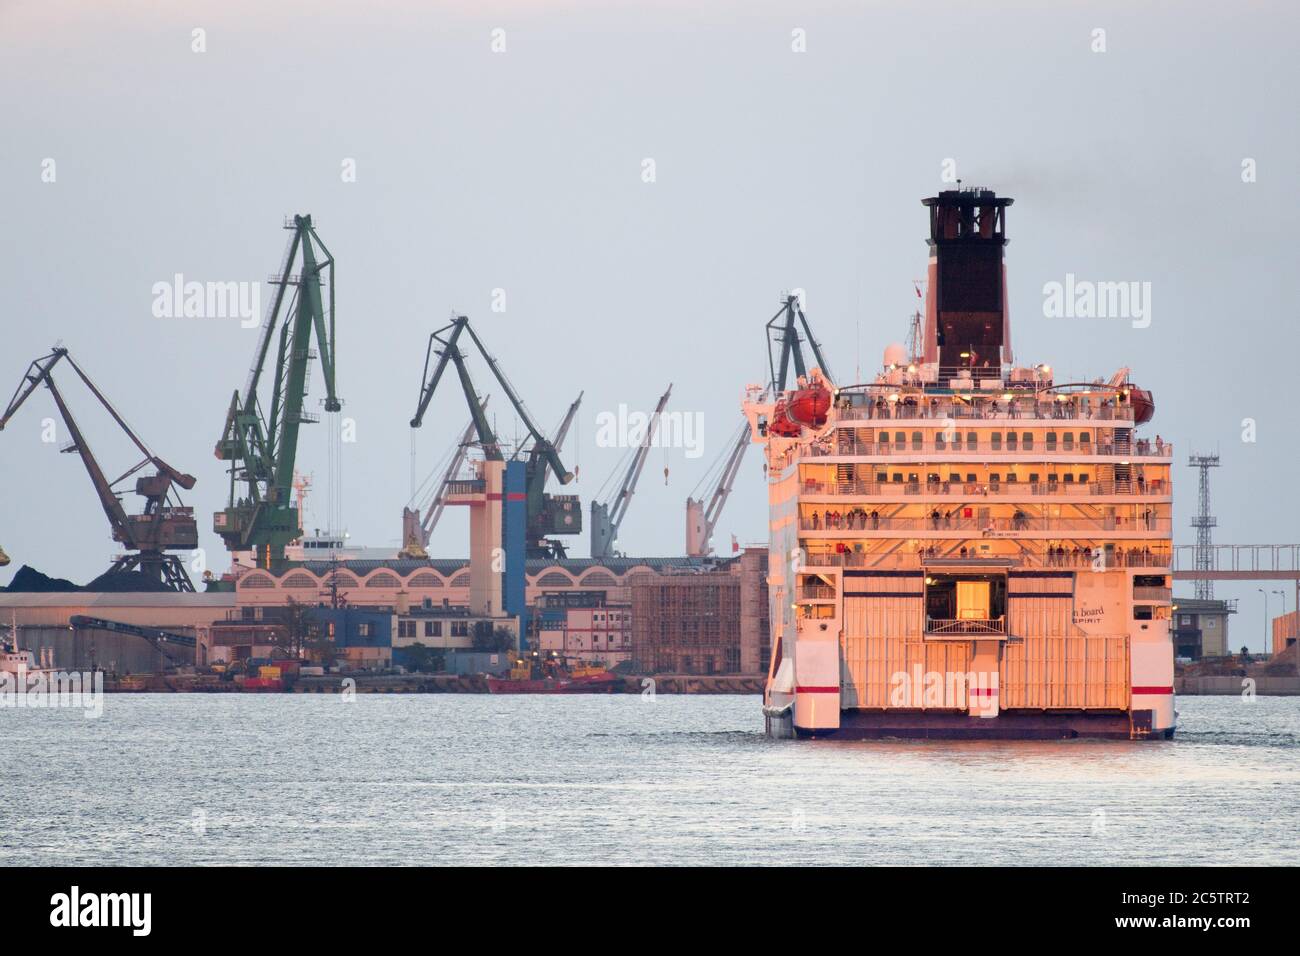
{"left": 1256, "top": 588, "right": 1270, "bottom": 659}
{"left": 1271, "top": 589, "right": 1286, "bottom": 657}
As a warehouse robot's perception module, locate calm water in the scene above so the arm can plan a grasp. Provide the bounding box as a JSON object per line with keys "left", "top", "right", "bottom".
{"left": 2, "top": 694, "right": 1297, "bottom": 866}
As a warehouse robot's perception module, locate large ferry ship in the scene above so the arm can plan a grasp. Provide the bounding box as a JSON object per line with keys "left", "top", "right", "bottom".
{"left": 745, "top": 188, "right": 1174, "bottom": 740}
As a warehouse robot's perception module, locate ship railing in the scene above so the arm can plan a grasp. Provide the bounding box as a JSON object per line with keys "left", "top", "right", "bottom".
{"left": 800, "top": 516, "right": 1171, "bottom": 534}
{"left": 837, "top": 403, "right": 1137, "bottom": 424}
{"left": 798, "top": 585, "right": 837, "bottom": 600}
{"left": 925, "top": 617, "right": 1006, "bottom": 636}
{"left": 810, "top": 439, "right": 1172, "bottom": 458}
{"left": 801, "top": 550, "right": 1172, "bottom": 570}
{"left": 799, "top": 479, "right": 1170, "bottom": 497}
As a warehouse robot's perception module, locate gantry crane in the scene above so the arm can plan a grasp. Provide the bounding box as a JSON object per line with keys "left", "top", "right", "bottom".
{"left": 590, "top": 384, "right": 671, "bottom": 559}
{"left": 410, "top": 314, "right": 580, "bottom": 558}
{"left": 0, "top": 347, "right": 198, "bottom": 590}
{"left": 685, "top": 418, "right": 750, "bottom": 557}
{"left": 214, "top": 214, "right": 341, "bottom": 568}
{"left": 767, "top": 293, "right": 834, "bottom": 390}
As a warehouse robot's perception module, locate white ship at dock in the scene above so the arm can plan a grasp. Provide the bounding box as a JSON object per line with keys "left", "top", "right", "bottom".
{"left": 744, "top": 188, "right": 1175, "bottom": 739}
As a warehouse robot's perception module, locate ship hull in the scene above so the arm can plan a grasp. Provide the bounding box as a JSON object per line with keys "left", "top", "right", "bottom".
{"left": 769, "top": 707, "right": 1173, "bottom": 741}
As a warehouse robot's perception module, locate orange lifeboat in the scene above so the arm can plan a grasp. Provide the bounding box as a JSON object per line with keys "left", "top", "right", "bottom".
{"left": 769, "top": 384, "right": 831, "bottom": 436}
{"left": 1128, "top": 387, "right": 1155, "bottom": 424}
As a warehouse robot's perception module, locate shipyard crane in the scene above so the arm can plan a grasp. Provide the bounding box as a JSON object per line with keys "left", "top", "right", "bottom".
{"left": 767, "top": 294, "right": 834, "bottom": 391}
{"left": 0, "top": 347, "right": 198, "bottom": 590}
{"left": 401, "top": 407, "right": 485, "bottom": 559}
{"left": 214, "top": 214, "right": 341, "bottom": 569}
{"left": 685, "top": 418, "right": 750, "bottom": 557}
{"left": 590, "top": 384, "right": 672, "bottom": 559}
{"left": 410, "top": 314, "right": 580, "bottom": 558}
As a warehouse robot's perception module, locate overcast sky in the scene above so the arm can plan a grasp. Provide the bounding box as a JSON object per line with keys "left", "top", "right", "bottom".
{"left": 2, "top": 0, "right": 1297, "bottom": 647}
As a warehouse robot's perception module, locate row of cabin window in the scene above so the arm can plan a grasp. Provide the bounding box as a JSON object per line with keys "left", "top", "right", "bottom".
{"left": 397, "top": 620, "right": 470, "bottom": 638}
{"left": 875, "top": 473, "right": 1090, "bottom": 484}
{"left": 871, "top": 431, "right": 1092, "bottom": 450}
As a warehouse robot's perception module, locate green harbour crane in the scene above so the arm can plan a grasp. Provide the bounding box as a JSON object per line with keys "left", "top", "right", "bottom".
{"left": 214, "top": 214, "right": 341, "bottom": 569}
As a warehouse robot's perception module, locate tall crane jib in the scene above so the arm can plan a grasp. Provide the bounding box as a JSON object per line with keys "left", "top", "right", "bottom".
{"left": 214, "top": 214, "right": 341, "bottom": 569}
{"left": 590, "top": 384, "right": 671, "bottom": 560}
{"left": 0, "top": 347, "right": 199, "bottom": 590}
{"left": 685, "top": 419, "right": 750, "bottom": 558}
{"left": 767, "top": 294, "right": 833, "bottom": 392}
{"left": 410, "top": 314, "right": 579, "bottom": 559}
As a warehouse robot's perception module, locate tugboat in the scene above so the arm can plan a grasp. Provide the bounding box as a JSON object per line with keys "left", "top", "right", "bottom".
{"left": 485, "top": 651, "right": 622, "bottom": 694}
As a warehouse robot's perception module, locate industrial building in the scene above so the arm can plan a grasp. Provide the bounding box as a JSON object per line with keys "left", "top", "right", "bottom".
{"left": 0, "top": 591, "right": 233, "bottom": 674}
{"left": 629, "top": 548, "right": 769, "bottom": 675}
{"left": 1171, "top": 597, "right": 1235, "bottom": 659}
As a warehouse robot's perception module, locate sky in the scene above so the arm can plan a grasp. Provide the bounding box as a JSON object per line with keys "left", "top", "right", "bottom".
{"left": 1, "top": 0, "right": 1297, "bottom": 649}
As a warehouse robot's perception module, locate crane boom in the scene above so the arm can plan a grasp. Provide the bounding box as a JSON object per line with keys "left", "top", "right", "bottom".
{"left": 1, "top": 347, "right": 198, "bottom": 589}
{"left": 767, "top": 294, "right": 833, "bottom": 392}
{"left": 409, "top": 314, "right": 579, "bottom": 558}
{"left": 685, "top": 419, "right": 750, "bottom": 557}
{"left": 590, "top": 384, "right": 671, "bottom": 559}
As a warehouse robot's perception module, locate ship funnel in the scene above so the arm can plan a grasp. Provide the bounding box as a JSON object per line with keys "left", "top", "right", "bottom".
{"left": 920, "top": 188, "right": 1013, "bottom": 382}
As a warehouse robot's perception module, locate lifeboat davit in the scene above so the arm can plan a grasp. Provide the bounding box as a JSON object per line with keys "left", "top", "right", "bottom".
{"left": 1128, "top": 387, "right": 1155, "bottom": 425}
{"left": 769, "top": 384, "right": 831, "bottom": 436}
